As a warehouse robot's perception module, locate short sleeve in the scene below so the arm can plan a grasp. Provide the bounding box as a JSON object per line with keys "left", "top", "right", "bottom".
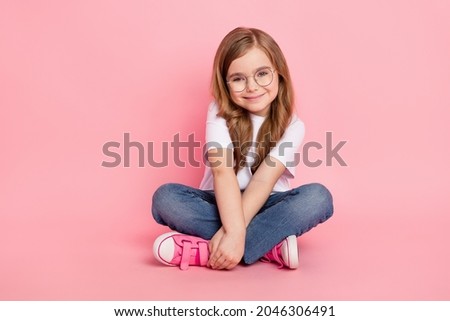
{"left": 204, "top": 101, "right": 233, "bottom": 151}
{"left": 268, "top": 114, "right": 305, "bottom": 177}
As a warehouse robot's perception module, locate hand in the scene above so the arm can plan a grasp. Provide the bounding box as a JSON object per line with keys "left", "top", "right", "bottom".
{"left": 208, "top": 227, "right": 225, "bottom": 257}
{"left": 208, "top": 228, "right": 245, "bottom": 270}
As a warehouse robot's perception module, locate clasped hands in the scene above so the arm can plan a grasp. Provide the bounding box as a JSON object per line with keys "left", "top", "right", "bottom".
{"left": 207, "top": 227, "right": 245, "bottom": 270}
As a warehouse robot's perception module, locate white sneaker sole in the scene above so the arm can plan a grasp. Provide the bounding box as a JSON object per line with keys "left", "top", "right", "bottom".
{"left": 281, "top": 235, "right": 299, "bottom": 269}
{"left": 153, "top": 231, "right": 179, "bottom": 266}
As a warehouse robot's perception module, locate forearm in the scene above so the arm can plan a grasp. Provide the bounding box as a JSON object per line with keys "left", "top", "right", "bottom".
{"left": 242, "top": 156, "right": 287, "bottom": 227}
{"left": 209, "top": 163, "right": 246, "bottom": 270}
{"left": 212, "top": 168, "right": 246, "bottom": 234}
{"left": 241, "top": 178, "right": 273, "bottom": 227}
{"left": 208, "top": 148, "right": 246, "bottom": 234}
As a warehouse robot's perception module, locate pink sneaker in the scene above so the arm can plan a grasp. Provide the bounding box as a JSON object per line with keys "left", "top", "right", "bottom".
{"left": 153, "top": 232, "right": 210, "bottom": 270}
{"left": 260, "top": 235, "right": 299, "bottom": 269}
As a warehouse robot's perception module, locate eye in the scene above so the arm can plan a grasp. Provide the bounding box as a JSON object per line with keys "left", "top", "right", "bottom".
{"left": 229, "top": 75, "right": 246, "bottom": 83}
{"left": 256, "top": 69, "right": 270, "bottom": 78}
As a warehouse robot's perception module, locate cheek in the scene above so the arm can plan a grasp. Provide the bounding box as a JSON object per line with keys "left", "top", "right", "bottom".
{"left": 269, "top": 78, "right": 280, "bottom": 96}
{"left": 229, "top": 91, "right": 241, "bottom": 104}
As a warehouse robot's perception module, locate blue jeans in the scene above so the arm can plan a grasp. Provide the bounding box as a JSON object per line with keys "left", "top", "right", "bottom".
{"left": 151, "top": 183, "right": 333, "bottom": 264}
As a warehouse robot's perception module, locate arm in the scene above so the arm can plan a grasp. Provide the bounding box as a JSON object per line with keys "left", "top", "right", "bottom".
{"left": 241, "top": 156, "right": 286, "bottom": 227}
{"left": 208, "top": 153, "right": 286, "bottom": 269}
{"left": 242, "top": 117, "right": 305, "bottom": 225}
{"left": 207, "top": 148, "right": 246, "bottom": 270}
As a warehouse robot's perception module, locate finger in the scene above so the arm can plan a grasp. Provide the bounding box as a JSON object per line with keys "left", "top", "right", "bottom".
{"left": 224, "top": 261, "right": 237, "bottom": 270}
{"left": 209, "top": 238, "right": 220, "bottom": 255}
{"left": 221, "top": 257, "right": 238, "bottom": 270}
{"left": 215, "top": 255, "right": 233, "bottom": 270}
{"left": 211, "top": 257, "right": 224, "bottom": 269}
{"left": 208, "top": 239, "right": 215, "bottom": 253}
{"left": 215, "top": 259, "right": 227, "bottom": 270}
{"left": 218, "top": 261, "right": 231, "bottom": 270}
{"left": 208, "top": 252, "right": 221, "bottom": 268}
{"left": 207, "top": 244, "right": 219, "bottom": 267}
{"left": 211, "top": 254, "right": 228, "bottom": 269}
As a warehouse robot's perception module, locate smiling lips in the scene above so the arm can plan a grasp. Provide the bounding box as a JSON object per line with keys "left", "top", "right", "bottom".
{"left": 244, "top": 93, "right": 265, "bottom": 101}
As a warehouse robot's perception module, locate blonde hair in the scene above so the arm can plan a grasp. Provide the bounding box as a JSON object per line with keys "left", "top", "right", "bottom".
{"left": 212, "top": 27, "right": 295, "bottom": 173}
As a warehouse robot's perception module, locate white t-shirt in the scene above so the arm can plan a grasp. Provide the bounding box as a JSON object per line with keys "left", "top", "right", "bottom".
{"left": 199, "top": 102, "right": 305, "bottom": 192}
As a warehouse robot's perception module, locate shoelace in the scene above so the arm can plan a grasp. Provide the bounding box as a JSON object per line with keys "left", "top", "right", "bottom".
{"left": 177, "top": 238, "right": 209, "bottom": 270}
{"left": 260, "top": 243, "right": 285, "bottom": 269}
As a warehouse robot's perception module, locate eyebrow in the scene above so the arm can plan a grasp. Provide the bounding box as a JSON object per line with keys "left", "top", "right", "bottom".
{"left": 227, "top": 66, "right": 272, "bottom": 78}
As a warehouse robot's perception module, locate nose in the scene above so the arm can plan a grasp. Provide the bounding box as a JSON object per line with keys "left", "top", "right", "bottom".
{"left": 246, "top": 77, "right": 259, "bottom": 92}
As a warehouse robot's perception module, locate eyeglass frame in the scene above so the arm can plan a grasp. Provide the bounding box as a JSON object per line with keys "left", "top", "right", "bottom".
{"left": 226, "top": 67, "right": 276, "bottom": 93}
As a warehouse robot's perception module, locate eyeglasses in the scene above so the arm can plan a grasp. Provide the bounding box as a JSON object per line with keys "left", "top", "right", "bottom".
{"left": 226, "top": 67, "right": 275, "bottom": 92}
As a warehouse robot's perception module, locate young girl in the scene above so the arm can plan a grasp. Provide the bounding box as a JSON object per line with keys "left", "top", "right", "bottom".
{"left": 151, "top": 27, "right": 333, "bottom": 270}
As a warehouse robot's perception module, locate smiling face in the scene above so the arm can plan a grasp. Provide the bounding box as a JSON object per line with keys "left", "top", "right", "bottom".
{"left": 226, "top": 47, "right": 279, "bottom": 117}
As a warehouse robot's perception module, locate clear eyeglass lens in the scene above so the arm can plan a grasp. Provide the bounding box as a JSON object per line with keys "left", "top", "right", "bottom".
{"left": 254, "top": 68, "right": 273, "bottom": 86}
{"left": 228, "top": 68, "right": 273, "bottom": 92}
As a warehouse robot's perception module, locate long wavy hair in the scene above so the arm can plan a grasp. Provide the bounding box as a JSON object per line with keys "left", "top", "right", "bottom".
{"left": 212, "top": 27, "right": 295, "bottom": 174}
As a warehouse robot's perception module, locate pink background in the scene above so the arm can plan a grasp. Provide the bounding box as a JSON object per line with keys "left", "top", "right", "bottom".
{"left": 1, "top": 0, "right": 449, "bottom": 300}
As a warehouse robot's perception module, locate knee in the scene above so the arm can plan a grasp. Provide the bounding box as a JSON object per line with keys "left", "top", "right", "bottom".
{"left": 293, "top": 183, "right": 333, "bottom": 221}
{"left": 153, "top": 183, "right": 178, "bottom": 203}
{"left": 151, "top": 183, "right": 181, "bottom": 222}
{"left": 152, "top": 183, "right": 170, "bottom": 211}
{"left": 307, "top": 183, "right": 334, "bottom": 219}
